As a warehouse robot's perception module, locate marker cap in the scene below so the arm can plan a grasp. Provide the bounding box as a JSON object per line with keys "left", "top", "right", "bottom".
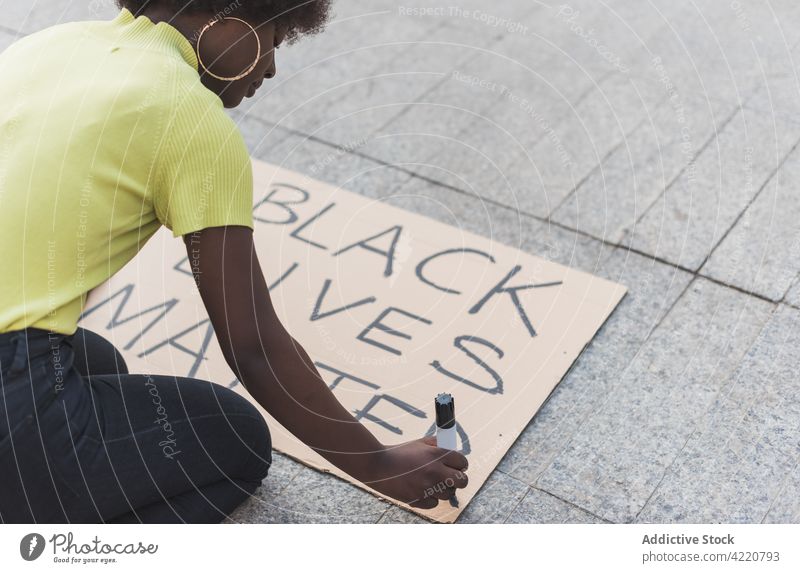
{"left": 435, "top": 393, "right": 455, "bottom": 429}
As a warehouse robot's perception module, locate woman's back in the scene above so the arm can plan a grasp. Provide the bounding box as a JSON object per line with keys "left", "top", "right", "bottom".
{"left": 0, "top": 9, "right": 254, "bottom": 336}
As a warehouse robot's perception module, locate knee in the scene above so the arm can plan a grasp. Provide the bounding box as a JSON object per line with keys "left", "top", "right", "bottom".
{"left": 253, "top": 417, "right": 272, "bottom": 481}
{"left": 237, "top": 414, "right": 272, "bottom": 483}
{"left": 218, "top": 391, "right": 272, "bottom": 482}
{"left": 208, "top": 383, "right": 273, "bottom": 484}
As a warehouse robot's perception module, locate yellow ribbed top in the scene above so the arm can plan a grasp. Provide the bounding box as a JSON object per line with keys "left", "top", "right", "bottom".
{"left": 0, "top": 8, "right": 255, "bottom": 335}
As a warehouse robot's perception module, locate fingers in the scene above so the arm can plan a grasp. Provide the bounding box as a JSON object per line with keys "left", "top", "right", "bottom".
{"left": 423, "top": 466, "right": 469, "bottom": 501}
{"left": 420, "top": 434, "right": 437, "bottom": 447}
{"left": 445, "top": 467, "right": 469, "bottom": 490}
{"left": 409, "top": 496, "right": 438, "bottom": 510}
{"left": 436, "top": 466, "right": 469, "bottom": 491}
{"left": 400, "top": 436, "right": 469, "bottom": 511}
{"left": 419, "top": 437, "right": 468, "bottom": 469}
{"left": 413, "top": 473, "right": 466, "bottom": 507}
{"left": 418, "top": 435, "right": 469, "bottom": 472}
{"left": 441, "top": 449, "right": 468, "bottom": 471}
{"left": 423, "top": 439, "right": 469, "bottom": 490}
{"left": 430, "top": 489, "right": 452, "bottom": 502}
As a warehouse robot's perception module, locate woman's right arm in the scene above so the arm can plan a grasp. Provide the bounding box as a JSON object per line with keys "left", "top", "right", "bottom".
{"left": 183, "top": 225, "right": 468, "bottom": 509}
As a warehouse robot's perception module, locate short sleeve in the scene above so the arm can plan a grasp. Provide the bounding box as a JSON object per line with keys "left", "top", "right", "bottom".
{"left": 154, "top": 84, "right": 254, "bottom": 238}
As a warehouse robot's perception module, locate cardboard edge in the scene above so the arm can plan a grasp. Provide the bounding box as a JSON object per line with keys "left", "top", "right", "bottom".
{"left": 269, "top": 283, "right": 628, "bottom": 524}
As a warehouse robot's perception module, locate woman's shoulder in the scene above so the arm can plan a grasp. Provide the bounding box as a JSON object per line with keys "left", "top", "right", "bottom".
{"left": 163, "top": 70, "right": 240, "bottom": 135}
{"left": 0, "top": 20, "right": 87, "bottom": 57}
{"left": 164, "top": 63, "right": 233, "bottom": 121}
{"left": 151, "top": 64, "right": 247, "bottom": 163}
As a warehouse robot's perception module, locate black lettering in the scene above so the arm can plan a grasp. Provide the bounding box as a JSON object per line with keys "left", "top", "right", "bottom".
{"left": 79, "top": 284, "right": 178, "bottom": 350}
{"left": 469, "top": 265, "right": 562, "bottom": 337}
{"left": 333, "top": 225, "right": 403, "bottom": 277}
{"left": 416, "top": 248, "right": 496, "bottom": 294}
{"left": 356, "top": 307, "right": 432, "bottom": 356}
{"left": 290, "top": 203, "right": 336, "bottom": 250}
{"left": 253, "top": 183, "right": 309, "bottom": 225}
{"left": 138, "top": 319, "right": 215, "bottom": 378}
{"left": 355, "top": 394, "right": 427, "bottom": 435}
{"left": 269, "top": 262, "right": 299, "bottom": 290}
{"left": 430, "top": 335, "right": 505, "bottom": 394}
{"left": 311, "top": 279, "right": 376, "bottom": 321}
{"left": 173, "top": 256, "right": 192, "bottom": 277}
{"left": 315, "top": 362, "right": 380, "bottom": 391}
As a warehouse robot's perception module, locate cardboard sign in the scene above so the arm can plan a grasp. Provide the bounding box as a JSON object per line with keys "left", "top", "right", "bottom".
{"left": 79, "top": 159, "right": 627, "bottom": 523}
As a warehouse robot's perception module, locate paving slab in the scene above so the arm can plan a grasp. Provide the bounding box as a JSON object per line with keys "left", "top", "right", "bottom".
{"left": 430, "top": 204, "right": 611, "bottom": 291}
{"left": 360, "top": 0, "right": 674, "bottom": 197}
{"left": 365, "top": 174, "right": 549, "bottom": 256}
{"left": 357, "top": 54, "right": 524, "bottom": 170}
{"left": 506, "top": 487, "right": 606, "bottom": 524}
{"left": 253, "top": 138, "right": 557, "bottom": 256}
{"left": 784, "top": 276, "right": 800, "bottom": 308}
{"left": 456, "top": 470, "right": 530, "bottom": 524}
{"left": 727, "top": 0, "right": 800, "bottom": 99}
{"left": 373, "top": 71, "right": 665, "bottom": 219}
{"left": 0, "top": 0, "right": 31, "bottom": 34}
{"left": 552, "top": 94, "right": 737, "bottom": 244}
{"left": 242, "top": 128, "right": 414, "bottom": 200}
{"left": 396, "top": 0, "right": 541, "bottom": 52}
{"left": 226, "top": 452, "right": 308, "bottom": 523}
{"left": 227, "top": 111, "right": 294, "bottom": 159}
{"left": 0, "top": 27, "right": 19, "bottom": 52}
{"left": 624, "top": 106, "right": 800, "bottom": 271}
{"left": 515, "top": 0, "right": 665, "bottom": 78}
{"left": 274, "top": 0, "right": 408, "bottom": 77}
{"left": 702, "top": 145, "right": 800, "bottom": 302}
{"left": 260, "top": 40, "right": 474, "bottom": 143}
{"left": 625, "top": 0, "right": 799, "bottom": 105}
{"left": 395, "top": 0, "right": 538, "bottom": 29}
{"left": 477, "top": 29, "right": 605, "bottom": 100}
{"left": 498, "top": 247, "right": 692, "bottom": 484}
{"left": 243, "top": 451, "right": 307, "bottom": 502}
{"left": 263, "top": 452, "right": 307, "bottom": 497}
{"left": 223, "top": 489, "right": 287, "bottom": 524}
{"left": 534, "top": 278, "right": 775, "bottom": 522}
{"left": 300, "top": 71, "right": 451, "bottom": 148}
{"left": 253, "top": 465, "right": 391, "bottom": 523}
{"left": 763, "top": 461, "right": 800, "bottom": 523}
{"left": 0, "top": 0, "right": 117, "bottom": 34}
{"left": 239, "top": 7, "right": 445, "bottom": 132}
{"left": 377, "top": 506, "right": 432, "bottom": 524}
{"left": 361, "top": 49, "right": 603, "bottom": 194}
{"left": 744, "top": 40, "right": 800, "bottom": 122}
{"left": 292, "top": 15, "right": 515, "bottom": 148}
{"left": 500, "top": 72, "right": 667, "bottom": 219}
{"left": 638, "top": 304, "right": 800, "bottom": 524}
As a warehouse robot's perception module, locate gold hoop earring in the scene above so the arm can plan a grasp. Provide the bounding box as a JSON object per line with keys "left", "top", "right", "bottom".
{"left": 196, "top": 17, "right": 261, "bottom": 82}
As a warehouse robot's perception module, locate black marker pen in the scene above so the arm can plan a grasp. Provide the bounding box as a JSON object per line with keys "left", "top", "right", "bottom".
{"left": 435, "top": 393, "right": 459, "bottom": 507}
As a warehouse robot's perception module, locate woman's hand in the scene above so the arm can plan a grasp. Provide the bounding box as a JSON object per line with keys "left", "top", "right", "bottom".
{"left": 362, "top": 436, "right": 469, "bottom": 509}
{"left": 189, "top": 227, "right": 467, "bottom": 506}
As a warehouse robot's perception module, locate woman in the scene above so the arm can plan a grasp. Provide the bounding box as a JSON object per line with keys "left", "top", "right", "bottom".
{"left": 0, "top": 0, "right": 468, "bottom": 523}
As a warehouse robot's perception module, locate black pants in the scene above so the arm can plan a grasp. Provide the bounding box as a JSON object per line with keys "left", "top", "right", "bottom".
{"left": 0, "top": 327, "right": 271, "bottom": 523}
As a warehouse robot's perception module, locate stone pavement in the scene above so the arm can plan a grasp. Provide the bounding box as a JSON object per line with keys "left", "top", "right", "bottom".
{"left": 3, "top": 0, "right": 799, "bottom": 523}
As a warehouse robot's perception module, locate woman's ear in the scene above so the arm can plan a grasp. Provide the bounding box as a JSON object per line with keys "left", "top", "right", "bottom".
{"left": 196, "top": 17, "right": 262, "bottom": 82}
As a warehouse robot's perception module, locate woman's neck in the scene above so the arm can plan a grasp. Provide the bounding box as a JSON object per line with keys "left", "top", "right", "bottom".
{"left": 137, "top": 5, "right": 212, "bottom": 49}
